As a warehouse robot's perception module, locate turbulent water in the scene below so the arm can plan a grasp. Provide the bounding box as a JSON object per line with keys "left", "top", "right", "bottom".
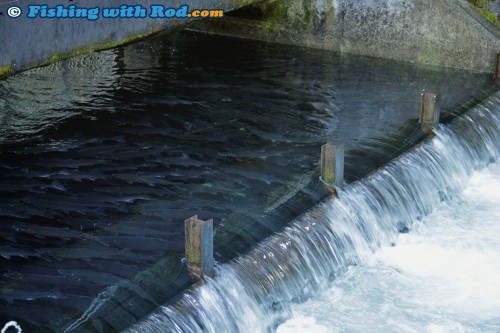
{"left": 126, "top": 93, "right": 500, "bottom": 333}
{"left": 277, "top": 162, "right": 500, "bottom": 333}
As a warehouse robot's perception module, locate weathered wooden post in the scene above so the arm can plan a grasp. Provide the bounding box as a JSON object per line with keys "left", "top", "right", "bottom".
{"left": 320, "top": 143, "right": 344, "bottom": 193}
{"left": 420, "top": 92, "right": 441, "bottom": 131}
{"left": 185, "top": 215, "right": 214, "bottom": 281}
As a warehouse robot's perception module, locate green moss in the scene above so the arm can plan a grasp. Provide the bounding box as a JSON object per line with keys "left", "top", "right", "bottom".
{"left": 0, "top": 65, "right": 13, "bottom": 79}
{"left": 468, "top": 0, "right": 490, "bottom": 7}
{"left": 478, "top": 6, "right": 499, "bottom": 25}
{"left": 466, "top": 0, "right": 499, "bottom": 26}
{"left": 239, "top": 0, "right": 256, "bottom": 7}
{"left": 48, "top": 54, "right": 59, "bottom": 64}
{"left": 1, "top": 26, "right": 162, "bottom": 79}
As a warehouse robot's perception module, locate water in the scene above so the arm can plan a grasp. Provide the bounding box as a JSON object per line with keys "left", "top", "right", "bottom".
{"left": 126, "top": 92, "right": 500, "bottom": 332}
{"left": 277, "top": 162, "right": 500, "bottom": 333}
{"left": 0, "top": 30, "right": 496, "bottom": 332}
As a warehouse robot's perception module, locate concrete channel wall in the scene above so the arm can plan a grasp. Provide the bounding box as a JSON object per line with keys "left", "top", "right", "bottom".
{"left": 0, "top": 0, "right": 262, "bottom": 78}
{"left": 0, "top": 0, "right": 498, "bottom": 77}
{"left": 193, "top": 0, "right": 500, "bottom": 73}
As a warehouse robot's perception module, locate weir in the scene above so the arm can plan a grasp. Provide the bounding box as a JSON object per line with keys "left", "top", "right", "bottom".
{"left": 2, "top": 30, "right": 497, "bottom": 332}
{"left": 124, "top": 91, "right": 500, "bottom": 332}
{"left": 0, "top": 1, "right": 498, "bottom": 332}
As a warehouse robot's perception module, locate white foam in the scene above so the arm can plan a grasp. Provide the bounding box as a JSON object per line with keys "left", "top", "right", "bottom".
{"left": 277, "top": 162, "right": 500, "bottom": 333}
{"left": 276, "top": 314, "right": 330, "bottom": 333}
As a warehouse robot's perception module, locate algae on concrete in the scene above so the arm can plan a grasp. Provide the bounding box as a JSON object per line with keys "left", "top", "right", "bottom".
{"left": 0, "top": 66, "right": 13, "bottom": 79}
{"left": 0, "top": 0, "right": 265, "bottom": 79}
{"left": 193, "top": 0, "right": 336, "bottom": 50}
{"left": 191, "top": 0, "right": 500, "bottom": 73}
{"left": 9, "top": 27, "right": 162, "bottom": 80}
{"left": 467, "top": 0, "right": 499, "bottom": 25}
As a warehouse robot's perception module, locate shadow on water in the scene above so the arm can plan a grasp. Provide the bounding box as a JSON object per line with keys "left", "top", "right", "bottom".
{"left": 0, "top": 30, "right": 496, "bottom": 332}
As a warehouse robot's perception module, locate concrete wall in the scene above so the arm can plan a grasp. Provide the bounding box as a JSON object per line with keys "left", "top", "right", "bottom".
{"left": 0, "top": 0, "right": 260, "bottom": 78}
{"left": 192, "top": 0, "right": 500, "bottom": 73}
{"left": 1, "top": 0, "right": 498, "bottom": 77}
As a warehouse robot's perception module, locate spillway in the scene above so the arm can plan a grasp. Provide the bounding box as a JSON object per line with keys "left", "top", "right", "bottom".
{"left": 125, "top": 92, "right": 500, "bottom": 333}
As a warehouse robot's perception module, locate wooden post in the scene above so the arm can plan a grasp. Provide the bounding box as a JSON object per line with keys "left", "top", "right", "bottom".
{"left": 420, "top": 92, "right": 441, "bottom": 130}
{"left": 185, "top": 215, "right": 214, "bottom": 281}
{"left": 320, "top": 144, "right": 344, "bottom": 189}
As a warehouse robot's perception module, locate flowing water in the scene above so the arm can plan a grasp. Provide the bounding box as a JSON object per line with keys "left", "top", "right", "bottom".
{"left": 0, "top": 30, "right": 496, "bottom": 332}
{"left": 277, "top": 161, "right": 500, "bottom": 333}
{"left": 126, "top": 92, "right": 500, "bottom": 332}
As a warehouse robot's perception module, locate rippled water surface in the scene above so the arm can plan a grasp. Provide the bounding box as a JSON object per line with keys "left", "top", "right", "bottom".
{"left": 0, "top": 31, "right": 495, "bottom": 332}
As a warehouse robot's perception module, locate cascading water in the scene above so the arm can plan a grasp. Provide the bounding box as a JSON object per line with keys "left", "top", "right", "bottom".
{"left": 276, "top": 160, "right": 500, "bottom": 333}
{"left": 125, "top": 92, "right": 500, "bottom": 333}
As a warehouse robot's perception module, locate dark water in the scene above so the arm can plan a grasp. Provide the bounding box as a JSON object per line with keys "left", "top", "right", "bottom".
{"left": 0, "top": 30, "right": 495, "bottom": 332}
{"left": 125, "top": 93, "right": 500, "bottom": 333}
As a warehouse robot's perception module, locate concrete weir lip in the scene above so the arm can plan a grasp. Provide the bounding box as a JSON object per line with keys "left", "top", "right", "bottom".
{"left": 54, "top": 84, "right": 499, "bottom": 333}
{"left": 121, "top": 88, "right": 500, "bottom": 333}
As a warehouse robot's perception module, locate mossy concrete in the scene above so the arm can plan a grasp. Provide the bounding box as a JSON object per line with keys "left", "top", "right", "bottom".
{"left": 191, "top": 0, "right": 500, "bottom": 73}
{"left": 2, "top": 0, "right": 497, "bottom": 77}
{"left": 0, "top": 65, "right": 13, "bottom": 77}
{"left": 0, "top": 0, "right": 267, "bottom": 79}
{"left": 40, "top": 29, "right": 159, "bottom": 69}
{"left": 468, "top": 0, "right": 499, "bottom": 25}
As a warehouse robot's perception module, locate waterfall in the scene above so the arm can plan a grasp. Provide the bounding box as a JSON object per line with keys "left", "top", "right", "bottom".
{"left": 125, "top": 92, "right": 500, "bottom": 333}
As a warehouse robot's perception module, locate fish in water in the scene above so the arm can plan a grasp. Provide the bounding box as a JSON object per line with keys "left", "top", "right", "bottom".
{"left": 13, "top": 225, "right": 108, "bottom": 247}
{"left": 0, "top": 245, "right": 47, "bottom": 260}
